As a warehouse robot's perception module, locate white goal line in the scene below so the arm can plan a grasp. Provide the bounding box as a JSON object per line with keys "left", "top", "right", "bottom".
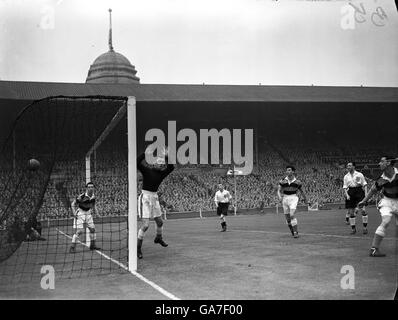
{"left": 56, "top": 228, "right": 180, "bottom": 300}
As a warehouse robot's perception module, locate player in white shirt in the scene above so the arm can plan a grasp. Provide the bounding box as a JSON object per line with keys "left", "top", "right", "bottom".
{"left": 343, "top": 162, "right": 368, "bottom": 234}
{"left": 214, "top": 184, "right": 232, "bottom": 232}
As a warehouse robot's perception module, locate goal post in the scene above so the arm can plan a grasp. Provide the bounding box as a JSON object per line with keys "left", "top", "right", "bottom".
{"left": 127, "top": 96, "right": 137, "bottom": 272}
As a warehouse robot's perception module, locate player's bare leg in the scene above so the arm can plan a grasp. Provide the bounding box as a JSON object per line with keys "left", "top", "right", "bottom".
{"left": 70, "top": 229, "right": 84, "bottom": 253}
{"left": 154, "top": 216, "right": 168, "bottom": 246}
{"left": 370, "top": 215, "right": 390, "bottom": 257}
{"left": 348, "top": 208, "right": 356, "bottom": 234}
{"left": 220, "top": 214, "right": 227, "bottom": 232}
{"left": 88, "top": 227, "right": 100, "bottom": 250}
{"left": 137, "top": 218, "right": 150, "bottom": 259}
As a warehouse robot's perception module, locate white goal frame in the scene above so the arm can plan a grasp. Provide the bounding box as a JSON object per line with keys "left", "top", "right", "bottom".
{"left": 83, "top": 96, "right": 137, "bottom": 272}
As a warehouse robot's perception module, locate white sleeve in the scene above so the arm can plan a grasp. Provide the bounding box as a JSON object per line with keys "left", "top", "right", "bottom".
{"left": 343, "top": 175, "right": 348, "bottom": 189}
{"left": 214, "top": 192, "right": 218, "bottom": 202}
{"left": 361, "top": 173, "right": 367, "bottom": 186}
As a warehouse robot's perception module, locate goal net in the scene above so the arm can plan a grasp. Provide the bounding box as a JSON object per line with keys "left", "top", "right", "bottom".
{"left": 0, "top": 96, "right": 137, "bottom": 283}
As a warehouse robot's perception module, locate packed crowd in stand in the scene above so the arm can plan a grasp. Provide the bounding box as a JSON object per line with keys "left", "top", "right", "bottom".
{"left": 27, "top": 136, "right": 389, "bottom": 219}
{"left": 1, "top": 126, "right": 393, "bottom": 220}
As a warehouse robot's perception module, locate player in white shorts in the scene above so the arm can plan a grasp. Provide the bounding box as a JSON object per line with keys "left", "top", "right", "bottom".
{"left": 138, "top": 191, "right": 163, "bottom": 220}
{"left": 69, "top": 182, "right": 100, "bottom": 253}
{"left": 343, "top": 162, "right": 368, "bottom": 235}
{"left": 214, "top": 184, "right": 232, "bottom": 232}
{"left": 359, "top": 156, "right": 398, "bottom": 257}
{"left": 137, "top": 148, "right": 174, "bottom": 259}
{"left": 277, "top": 166, "right": 309, "bottom": 238}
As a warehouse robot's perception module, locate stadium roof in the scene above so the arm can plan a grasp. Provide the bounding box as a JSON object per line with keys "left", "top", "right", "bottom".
{"left": 0, "top": 80, "right": 397, "bottom": 103}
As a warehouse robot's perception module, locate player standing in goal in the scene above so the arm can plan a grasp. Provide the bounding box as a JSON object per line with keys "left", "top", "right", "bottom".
{"left": 358, "top": 156, "right": 398, "bottom": 257}
{"left": 277, "top": 166, "right": 309, "bottom": 238}
{"left": 343, "top": 162, "right": 368, "bottom": 234}
{"left": 69, "top": 182, "right": 100, "bottom": 253}
{"left": 137, "top": 147, "right": 174, "bottom": 259}
{"left": 214, "top": 184, "right": 232, "bottom": 232}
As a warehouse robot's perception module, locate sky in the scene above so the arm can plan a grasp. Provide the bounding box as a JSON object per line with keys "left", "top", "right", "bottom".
{"left": 0, "top": 0, "right": 397, "bottom": 86}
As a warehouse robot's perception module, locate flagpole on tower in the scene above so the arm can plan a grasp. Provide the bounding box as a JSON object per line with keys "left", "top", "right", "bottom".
{"left": 108, "top": 8, "right": 113, "bottom": 51}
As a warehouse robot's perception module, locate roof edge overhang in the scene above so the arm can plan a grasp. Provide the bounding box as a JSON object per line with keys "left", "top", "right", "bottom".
{"left": 0, "top": 80, "right": 397, "bottom": 103}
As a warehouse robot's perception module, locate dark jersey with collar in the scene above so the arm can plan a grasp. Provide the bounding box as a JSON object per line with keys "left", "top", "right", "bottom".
{"left": 279, "top": 177, "right": 302, "bottom": 195}
{"left": 137, "top": 153, "right": 175, "bottom": 192}
{"left": 374, "top": 168, "right": 398, "bottom": 199}
{"left": 76, "top": 193, "right": 95, "bottom": 211}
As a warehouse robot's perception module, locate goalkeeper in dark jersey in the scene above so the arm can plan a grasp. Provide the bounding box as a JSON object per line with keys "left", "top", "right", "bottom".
{"left": 137, "top": 147, "right": 174, "bottom": 259}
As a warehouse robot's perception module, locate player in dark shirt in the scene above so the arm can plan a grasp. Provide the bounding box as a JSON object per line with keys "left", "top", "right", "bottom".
{"left": 69, "top": 182, "right": 100, "bottom": 253}
{"left": 359, "top": 156, "right": 398, "bottom": 257}
{"left": 277, "top": 166, "right": 309, "bottom": 238}
{"left": 137, "top": 152, "right": 174, "bottom": 192}
{"left": 137, "top": 147, "right": 174, "bottom": 259}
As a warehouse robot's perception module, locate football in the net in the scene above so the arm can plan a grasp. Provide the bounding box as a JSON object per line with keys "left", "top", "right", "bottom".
{"left": 27, "top": 158, "right": 40, "bottom": 171}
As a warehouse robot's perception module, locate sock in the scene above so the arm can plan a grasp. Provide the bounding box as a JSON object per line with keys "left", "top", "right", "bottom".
{"left": 291, "top": 218, "right": 298, "bottom": 233}
{"left": 155, "top": 226, "right": 163, "bottom": 237}
{"left": 138, "top": 229, "right": 146, "bottom": 240}
{"left": 371, "top": 234, "right": 384, "bottom": 249}
{"left": 372, "top": 225, "right": 386, "bottom": 249}
{"left": 362, "top": 215, "right": 368, "bottom": 228}
{"left": 89, "top": 232, "right": 96, "bottom": 247}
{"left": 349, "top": 217, "right": 356, "bottom": 229}
{"left": 285, "top": 215, "right": 293, "bottom": 234}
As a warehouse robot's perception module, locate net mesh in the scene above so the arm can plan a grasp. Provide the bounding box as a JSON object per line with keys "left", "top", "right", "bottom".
{"left": 0, "top": 96, "right": 130, "bottom": 283}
